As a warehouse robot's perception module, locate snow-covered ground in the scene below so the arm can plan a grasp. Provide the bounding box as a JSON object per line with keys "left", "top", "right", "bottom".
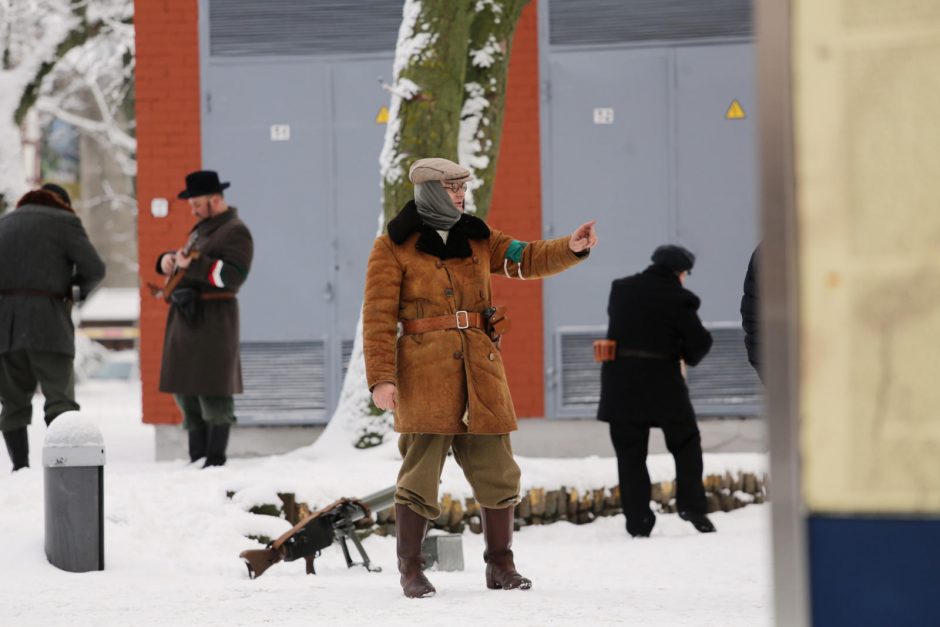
{"left": 0, "top": 380, "right": 772, "bottom": 626}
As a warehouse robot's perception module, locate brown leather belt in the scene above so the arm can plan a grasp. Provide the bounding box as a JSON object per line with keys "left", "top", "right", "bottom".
{"left": 617, "top": 348, "right": 677, "bottom": 360}
{"left": 401, "top": 311, "right": 484, "bottom": 335}
{"left": 201, "top": 292, "right": 236, "bottom": 301}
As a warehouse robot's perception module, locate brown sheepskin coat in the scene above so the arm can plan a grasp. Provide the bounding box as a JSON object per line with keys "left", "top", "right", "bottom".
{"left": 363, "top": 201, "right": 588, "bottom": 435}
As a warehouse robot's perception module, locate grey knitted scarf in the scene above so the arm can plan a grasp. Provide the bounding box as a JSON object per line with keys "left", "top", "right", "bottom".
{"left": 414, "top": 182, "right": 461, "bottom": 230}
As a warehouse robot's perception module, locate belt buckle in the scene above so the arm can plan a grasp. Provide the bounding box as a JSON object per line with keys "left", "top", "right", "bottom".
{"left": 455, "top": 310, "right": 469, "bottom": 329}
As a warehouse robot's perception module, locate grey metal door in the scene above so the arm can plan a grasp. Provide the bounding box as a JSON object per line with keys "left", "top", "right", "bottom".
{"left": 543, "top": 43, "right": 761, "bottom": 419}
{"left": 203, "top": 61, "right": 334, "bottom": 341}
{"left": 675, "top": 44, "right": 758, "bottom": 322}
{"left": 202, "top": 60, "right": 335, "bottom": 424}
{"left": 198, "top": 0, "right": 405, "bottom": 425}
{"left": 543, "top": 48, "right": 673, "bottom": 417}
{"left": 330, "top": 58, "right": 394, "bottom": 385}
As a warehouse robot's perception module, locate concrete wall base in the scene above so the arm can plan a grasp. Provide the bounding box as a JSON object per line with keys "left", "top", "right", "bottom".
{"left": 155, "top": 417, "right": 764, "bottom": 461}
{"left": 155, "top": 424, "right": 326, "bottom": 461}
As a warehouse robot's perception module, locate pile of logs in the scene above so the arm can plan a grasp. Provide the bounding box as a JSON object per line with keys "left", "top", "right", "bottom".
{"left": 251, "top": 471, "right": 768, "bottom": 535}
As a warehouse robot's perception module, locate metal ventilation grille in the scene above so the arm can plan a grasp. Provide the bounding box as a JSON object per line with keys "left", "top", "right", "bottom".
{"left": 686, "top": 326, "right": 762, "bottom": 415}
{"left": 235, "top": 341, "right": 327, "bottom": 425}
{"left": 209, "top": 0, "right": 402, "bottom": 57}
{"left": 208, "top": 0, "right": 403, "bottom": 57}
{"left": 341, "top": 339, "right": 354, "bottom": 379}
{"left": 549, "top": 0, "right": 753, "bottom": 46}
{"left": 560, "top": 331, "right": 603, "bottom": 406}
{"left": 557, "top": 325, "right": 762, "bottom": 417}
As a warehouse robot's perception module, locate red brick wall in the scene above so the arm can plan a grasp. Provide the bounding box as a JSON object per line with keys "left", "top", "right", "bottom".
{"left": 135, "top": 2, "right": 546, "bottom": 424}
{"left": 135, "top": 0, "right": 201, "bottom": 425}
{"left": 487, "top": 2, "right": 545, "bottom": 419}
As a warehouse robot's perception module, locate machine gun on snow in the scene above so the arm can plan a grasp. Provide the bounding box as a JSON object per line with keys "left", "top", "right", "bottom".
{"left": 239, "top": 485, "right": 395, "bottom": 579}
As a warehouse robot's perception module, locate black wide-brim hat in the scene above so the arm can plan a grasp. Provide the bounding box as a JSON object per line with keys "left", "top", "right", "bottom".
{"left": 178, "top": 170, "right": 231, "bottom": 199}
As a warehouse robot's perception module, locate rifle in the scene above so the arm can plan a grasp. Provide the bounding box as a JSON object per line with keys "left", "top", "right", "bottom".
{"left": 147, "top": 231, "right": 201, "bottom": 302}
{"left": 240, "top": 485, "right": 396, "bottom": 579}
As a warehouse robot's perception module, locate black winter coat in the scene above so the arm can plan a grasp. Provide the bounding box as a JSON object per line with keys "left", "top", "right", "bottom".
{"left": 158, "top": 208, "right": 253, "bottom": 396}
{"left": 0, "top": 199, "right": 105, "bottom": 356}
{"left": 596, "top": 265, "right": 712, "bottom": 423}
{"left": 740, "top": 246, "right": 760, "bottom": 379}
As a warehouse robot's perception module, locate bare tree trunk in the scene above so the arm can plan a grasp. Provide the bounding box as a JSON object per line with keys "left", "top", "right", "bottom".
{"left": 380, "top": 0, "right": 474, "bottom": 223}
{"left": 461, "top": 0, "right": 530, "bottom": 218}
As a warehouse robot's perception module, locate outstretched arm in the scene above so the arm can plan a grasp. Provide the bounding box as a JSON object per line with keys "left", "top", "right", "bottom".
{"left": 489, "top": 220, "right": 597, "bottom": 280}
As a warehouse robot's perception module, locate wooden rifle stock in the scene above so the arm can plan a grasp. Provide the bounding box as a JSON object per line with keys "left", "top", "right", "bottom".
{"left": 148, "top": 232, "right": 200, "bottom": 302}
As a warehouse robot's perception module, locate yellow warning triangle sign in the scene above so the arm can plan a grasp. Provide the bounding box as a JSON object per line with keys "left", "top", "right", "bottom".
{"left": 375, "top": 106, "right": 389, "bottom": 124}
{"left": 725, "top": 99, "right": 746, "bottom": 120}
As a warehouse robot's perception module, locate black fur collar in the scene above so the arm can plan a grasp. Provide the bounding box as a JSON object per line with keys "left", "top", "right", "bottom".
{"left": 387, "top": 200, "right": 490, "bottom": 259}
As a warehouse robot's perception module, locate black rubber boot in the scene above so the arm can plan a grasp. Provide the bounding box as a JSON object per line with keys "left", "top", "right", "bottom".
{"left": 3, "top": 427, "right": 29, "bottom": 472}
{"left": 203, "top": 424, "right": 230, "bottom": 468}
{"left": 188, "top": 427, "right": 208, "bottom": 463}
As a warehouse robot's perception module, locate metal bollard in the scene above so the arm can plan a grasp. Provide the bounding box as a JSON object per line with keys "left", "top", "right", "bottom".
{"left": 43, "top": 412, "right": 105, "bottom": 572}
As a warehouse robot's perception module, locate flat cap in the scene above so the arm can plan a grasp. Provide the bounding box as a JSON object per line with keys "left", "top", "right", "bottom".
{"left": 408, "top": 157, "right": 471, "bottom": 185}
{"left": 651, "top": 244, "right": 696, "bottom": 273}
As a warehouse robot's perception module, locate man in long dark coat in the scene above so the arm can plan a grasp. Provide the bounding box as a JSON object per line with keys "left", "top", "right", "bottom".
{"left": 740, "top": 245, "right": 761, "bottom": 381}
{"left": 0, "top": 184, "right": 105, "bottom": 471}
{"left": 156, "top": 170, "right": 253, "bottom": 467}
{"left": 597, "top": 245, "right": 715, "bottom": 537}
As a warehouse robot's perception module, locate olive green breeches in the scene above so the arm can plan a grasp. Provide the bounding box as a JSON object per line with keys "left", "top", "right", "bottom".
{"left": 396, "top": 433, "right": 521, "bottom": 520}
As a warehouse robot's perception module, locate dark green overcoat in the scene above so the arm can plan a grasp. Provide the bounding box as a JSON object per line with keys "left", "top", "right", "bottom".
{"left": 0, "top": 196, "right": 105, "bottom": 356}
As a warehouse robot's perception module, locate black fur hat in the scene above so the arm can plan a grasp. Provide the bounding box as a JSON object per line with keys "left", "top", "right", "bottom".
{"left": 41, "top": 183, "right": 71, "bottom": 207}
{"left": 651, "top": 244, "right": 695, "bottom": 273}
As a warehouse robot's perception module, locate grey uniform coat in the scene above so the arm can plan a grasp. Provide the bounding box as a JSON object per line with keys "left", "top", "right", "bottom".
{"left": 158, "top": 208, "right": 253, "bottom": 396}
{"left": 0, "top": 199, "right": 105, "bottom": 356}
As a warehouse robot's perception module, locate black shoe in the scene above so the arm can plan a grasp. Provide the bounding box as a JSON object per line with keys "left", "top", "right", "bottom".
{"left": 203, "top": 424, "right": 231, "bottom": 468}
{"left": 626, "top": 513, "right": 656, "bottom": 538}
{"left": 679, "top": 511, "right": 716, "bottom": 533}
{"left": 3, "top": 427, "right": 29, "bottom": 472}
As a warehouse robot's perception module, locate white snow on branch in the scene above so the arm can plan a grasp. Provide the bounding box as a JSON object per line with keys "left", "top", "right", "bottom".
{"left": 380, "top": 77, "right": 420, "bottom": 101}
{"left": 0, "top": 0, "right": 135, "bottom": 201}
{"left": 0, "top": 0, "right": 79, "bottom": 201}
{"left": 36, "top": 2, "right": 136, "bottom": 177}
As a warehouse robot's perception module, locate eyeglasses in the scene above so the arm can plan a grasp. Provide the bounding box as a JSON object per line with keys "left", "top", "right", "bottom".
{"left": 442, "top": 181, "right": 467, "bottom": 193}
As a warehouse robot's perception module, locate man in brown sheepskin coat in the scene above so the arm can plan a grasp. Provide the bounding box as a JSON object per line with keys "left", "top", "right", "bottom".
{"left": 363, "top": 157, "right": 597, "bottom": 598}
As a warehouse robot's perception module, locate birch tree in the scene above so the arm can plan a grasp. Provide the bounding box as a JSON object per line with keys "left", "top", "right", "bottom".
{"left": 0, "top": 0, "right": 134, "bottom": 212}
{"left": 313, "top": 0, "right": 531, "bottom": 454}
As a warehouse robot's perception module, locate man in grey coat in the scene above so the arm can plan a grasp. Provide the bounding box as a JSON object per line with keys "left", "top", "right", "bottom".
{"left": 156, "top": 170, "right": 253, "bottom": 467}
{"left": 0, "top": 184, "right": 106, "bottom": 471}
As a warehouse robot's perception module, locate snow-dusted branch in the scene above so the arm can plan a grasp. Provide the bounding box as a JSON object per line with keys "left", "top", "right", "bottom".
{"left": 36, "top": 99, "right": 135, "bottom": 154}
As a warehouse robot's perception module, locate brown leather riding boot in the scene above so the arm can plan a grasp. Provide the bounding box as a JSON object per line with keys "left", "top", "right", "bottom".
{"left": 481, "top": 506, "right": 532, "bottom": 590}
{"left": 395, "top": 504, "right": 436, "bottom": 598}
